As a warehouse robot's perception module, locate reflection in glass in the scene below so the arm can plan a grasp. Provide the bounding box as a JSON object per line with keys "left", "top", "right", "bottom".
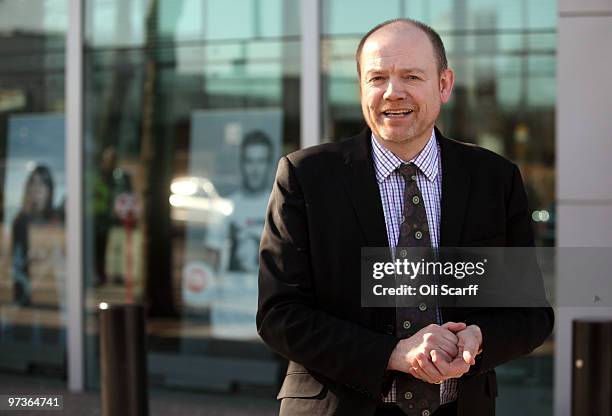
{"left": 84, "top": 0, "right": 299, "bottom": 396}
{"left": 0, "top": 0, "right": 67, "bottom": 381}
{"left": 322, "top": 1, "right": 555, "bottom": 414}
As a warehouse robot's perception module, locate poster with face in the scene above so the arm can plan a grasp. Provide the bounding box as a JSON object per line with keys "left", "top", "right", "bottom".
{"left": 2, "top": 114, "right": 65, "bottom": 308}
{"left": 180, "top": 109, "right": 281, "bottom": 340}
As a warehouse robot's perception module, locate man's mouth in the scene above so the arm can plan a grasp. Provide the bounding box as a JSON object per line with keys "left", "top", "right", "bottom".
{"left": 382, "top": 109, "right": 414, "bottom": 118}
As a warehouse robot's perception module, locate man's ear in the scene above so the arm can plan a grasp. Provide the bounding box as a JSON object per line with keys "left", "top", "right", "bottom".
{"left": 439, "top": 68, "right": 455, "bottom": 104}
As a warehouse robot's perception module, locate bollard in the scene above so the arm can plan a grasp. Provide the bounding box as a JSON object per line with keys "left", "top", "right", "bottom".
{"left": 99, "top": 303, "right": 149, "bottom": 416}
{"left": 572, "top": 318, "right": 612, "bottom": 416}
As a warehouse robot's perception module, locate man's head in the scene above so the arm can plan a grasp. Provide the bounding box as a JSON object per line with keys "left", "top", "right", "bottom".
{"left": 240, "top": 130, "right": 274, "bottom": 193}
{"left": 356, "top": 19, "right": 454, "bottom": 150}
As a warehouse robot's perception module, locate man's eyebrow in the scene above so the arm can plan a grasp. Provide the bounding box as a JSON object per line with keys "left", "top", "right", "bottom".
{"left": 364, "top": 67, "right": 427, "bottom": 77}
{"left": 399, "top": 67, "right": 427, "bottom": 74}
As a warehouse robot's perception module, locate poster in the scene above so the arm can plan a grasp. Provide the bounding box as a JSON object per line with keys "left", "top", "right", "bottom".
{"left": 2, "top": 114, "right": 65, "bottom": 308}
{"left": 178, "top": 109, "right": 281, "bottom": 340}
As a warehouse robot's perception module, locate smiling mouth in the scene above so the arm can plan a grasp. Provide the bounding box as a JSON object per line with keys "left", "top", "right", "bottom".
{"left": 382, "top": 109, "right": 414, "bottom": 118}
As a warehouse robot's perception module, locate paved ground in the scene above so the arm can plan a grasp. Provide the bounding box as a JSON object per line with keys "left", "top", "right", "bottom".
{"left": 0, "top": 373, "right": 279, "bottom": 415}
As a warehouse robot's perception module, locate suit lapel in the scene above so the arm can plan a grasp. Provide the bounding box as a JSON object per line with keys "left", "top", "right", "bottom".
{"left": 341, "top": 129, "right": 389, "bottom": 248}
{"left": 340, "top": 127, "right": 470, "bottom": 248}
{"left": 437, "top": 127, "right": 470, "bottom": 247}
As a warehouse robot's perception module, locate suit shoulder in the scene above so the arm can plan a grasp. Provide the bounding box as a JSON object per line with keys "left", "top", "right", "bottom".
{"left": 284, "top": 134, "right": 361, "bottom": 172}
{"left": 443, "top": 136, "right": 517, "bottom": 173}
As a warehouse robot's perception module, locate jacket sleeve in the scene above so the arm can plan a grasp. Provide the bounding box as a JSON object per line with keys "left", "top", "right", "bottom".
{"left": 256, "top": 156, "right": 399, "bottom": 399}
{"left": 464, "top": 164, "right": 555, "bottom": 375}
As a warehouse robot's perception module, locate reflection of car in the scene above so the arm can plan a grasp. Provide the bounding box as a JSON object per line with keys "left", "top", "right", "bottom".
{"left": 169, "top": 176, "right": 233, "bottom": 225}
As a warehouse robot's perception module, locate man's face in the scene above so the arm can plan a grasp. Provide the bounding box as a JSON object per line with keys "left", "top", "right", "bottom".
{"left": 242, "top": 143, "right": 271, "bottom": 192}
{"left": 359, "top": 24, "right": 454, "bottom": 146}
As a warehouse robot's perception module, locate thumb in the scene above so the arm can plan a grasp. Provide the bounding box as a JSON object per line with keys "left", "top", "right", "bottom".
{"left": 442, "top": 321, "right": 467, "bottom": 332}
{"left": 462, "top": 338, "right": 479, "bottom": 365}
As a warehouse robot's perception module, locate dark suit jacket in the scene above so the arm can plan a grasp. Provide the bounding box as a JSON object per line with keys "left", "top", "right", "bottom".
{"left": 256, "top": 127, "right": 554, "bottom": 416}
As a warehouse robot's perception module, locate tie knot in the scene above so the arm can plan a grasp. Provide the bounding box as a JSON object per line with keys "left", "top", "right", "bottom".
{"left": 397, "top": 163, "right": 418, "bottom": 178}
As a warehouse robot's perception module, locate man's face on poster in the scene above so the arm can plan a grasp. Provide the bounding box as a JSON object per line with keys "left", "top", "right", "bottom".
{"left": 242, "top": 143, "right": 271, "bottom": 193}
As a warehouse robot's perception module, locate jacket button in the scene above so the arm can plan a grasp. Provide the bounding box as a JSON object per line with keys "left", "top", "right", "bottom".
{"left": 404, "top": 391, "right": 413, "bottom": 400}
{"left": 403, "top": 320, "right": 411, "bottom": 330}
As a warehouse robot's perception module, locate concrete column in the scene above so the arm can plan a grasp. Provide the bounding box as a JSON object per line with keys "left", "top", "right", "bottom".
{"left": 556, "top": 0, "right": 612, "bottom": 414}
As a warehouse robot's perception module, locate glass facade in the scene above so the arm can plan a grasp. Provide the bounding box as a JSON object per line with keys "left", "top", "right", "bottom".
{"left": 322, "top": 1, "right": 555, "bottom": 414}
{"left": 0, "top": 1, "right": 557, "bottom": 413}
{"left": 322, "top": 0, "right": 556, "bottom": 248}
{"left": 0, "top": 0, "right": 67, "bottom": 380}
{"left": 83, "top": 0, "right": 300, "bottom": 394}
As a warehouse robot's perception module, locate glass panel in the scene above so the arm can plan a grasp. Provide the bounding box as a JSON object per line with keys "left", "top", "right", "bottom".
{"left": 0, "top": 0, "right": 67, "bottom": 381}
{"left": 322, "top": 0, "right": 401, "bottom": 35}
{"left": 322, "top": 1, "right": 556, "bottom": 414}
{"left": 83, "top": 0, "right": 299, "bottom": 400}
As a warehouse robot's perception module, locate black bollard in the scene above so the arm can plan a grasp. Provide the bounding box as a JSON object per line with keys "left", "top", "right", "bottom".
{"left": 572, "top": 318, "right": 612, "bottom": 416}
{"left": 99, "top": 303, "right": 149, "bottom": 416}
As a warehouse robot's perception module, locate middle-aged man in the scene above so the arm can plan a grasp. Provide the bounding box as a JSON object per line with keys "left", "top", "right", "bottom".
{"left": 257, "top": 19, "right": 554, "bottom": 416}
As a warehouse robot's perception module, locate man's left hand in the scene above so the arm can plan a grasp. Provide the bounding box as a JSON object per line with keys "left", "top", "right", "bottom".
{"left": 455, "top": 324, "right": 482, "bottom": 366}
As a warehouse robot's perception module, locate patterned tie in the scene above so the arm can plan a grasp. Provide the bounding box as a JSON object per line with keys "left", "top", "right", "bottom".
{"left": 394, "top": 163, "right": 440, "bottom": 416}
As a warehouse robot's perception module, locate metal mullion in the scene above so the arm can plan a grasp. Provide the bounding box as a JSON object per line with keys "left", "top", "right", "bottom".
{"left": 66, "top": 0, "right": 84, "bottom": 392}
{"left": 300, "top": 0, "right": 321, "bottom": 149}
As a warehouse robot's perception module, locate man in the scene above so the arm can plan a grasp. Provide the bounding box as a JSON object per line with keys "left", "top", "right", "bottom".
{"left": 257, "top": 19, "right": 554, "bottom": 416}
{"left": 228, "top": 130, "right": 275, "bottom": 272}
{"left": 211, "top": 130, "right": 276, "bottom": 339}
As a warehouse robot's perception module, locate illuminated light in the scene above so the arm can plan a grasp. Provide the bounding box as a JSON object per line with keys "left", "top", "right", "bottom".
{"left": 170, "top": 178, "right": 198, "bottom": 196}
{"left": 532, "top": 210, "right": 551, "bottom": 223}
{"left": 202, "top": 181, "right": 214, "bottom": 193}
{"left": 216, "top": 200, "right": 234, "bottom": 216}
{"left": 169, "top": 194, "right": 180, "bottom": 207}
{"left": 99, "top": 302, "right": 109, "bottom": 310}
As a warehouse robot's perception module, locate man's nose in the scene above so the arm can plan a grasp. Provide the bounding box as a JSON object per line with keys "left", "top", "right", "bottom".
{"left": 383, "top": 77, "right": 406, "bottom": 100}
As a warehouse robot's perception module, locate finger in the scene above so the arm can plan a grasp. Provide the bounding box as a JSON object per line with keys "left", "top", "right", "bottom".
{"left": 431, "top": 349, "right": 452, "bottom": 364}
{"left": 432, "top": 350, "right": 471, "bottom": 379}
{"left": 408, "top": 364, "right": 431, "bottom": 383}
{"left": 461, "top": 336, "right": 480, "bottom": 365}
{"left": 430, "top": 350, "right": 452, "bottom": 376}
{"left": 434, "top": 337, "right": 459, "bottom": 358}
{"left": 415, "top": 352, "right": 445, "bottom": 382}
{"left": 447, "top": 356, "right": 471, "bottom": 377}
{"left": 409, "top": 367, "right": 438, "bottom": 384}
{"left": 442, "top": 321, "right": 467, "bottom": 333}
{"left": 463, "top": 350, "right": 476, "bottom": 366}
{"left": 434, "top": 327, "right": 460, "bottom": 348}
{"left": 425, "top": 328, "right": 459, "bottom": 354}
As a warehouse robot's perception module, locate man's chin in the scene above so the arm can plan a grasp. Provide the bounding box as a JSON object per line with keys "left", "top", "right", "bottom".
{"left": 378, "top": 132, "right": 416, "bottom": 144}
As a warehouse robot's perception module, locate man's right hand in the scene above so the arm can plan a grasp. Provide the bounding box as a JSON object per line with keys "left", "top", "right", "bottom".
{"left": 387, "top": 322, "right": 466, "bottom": 384}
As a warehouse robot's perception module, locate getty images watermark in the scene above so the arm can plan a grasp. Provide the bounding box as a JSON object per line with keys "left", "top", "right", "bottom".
{"left": 371, "top": 255, "right": 486, "bottom": 298}
{"left": 360, "top": 247, "right": 554, "bottom": 308}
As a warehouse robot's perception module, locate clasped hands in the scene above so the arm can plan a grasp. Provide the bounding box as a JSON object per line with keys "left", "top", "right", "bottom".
{"left": 387, "top": 322, "right": 482, "bottom": 384}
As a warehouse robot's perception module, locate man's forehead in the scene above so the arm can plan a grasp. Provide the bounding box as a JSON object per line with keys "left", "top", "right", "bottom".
{"left": 362, "top": 53, "right": 418, "bottom": 66}
{"left": 360, "top": 50, "right": 432, "bottom": 74}
{"left": 362, "top": 29, "right": 431, "bottom": 59}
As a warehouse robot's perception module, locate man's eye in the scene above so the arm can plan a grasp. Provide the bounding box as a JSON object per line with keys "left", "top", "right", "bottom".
{"left": 369, "top": 76, "right": 384, "bottom": 82}
{"left": 404, "top": 75, "right": 420, "bottom": 80}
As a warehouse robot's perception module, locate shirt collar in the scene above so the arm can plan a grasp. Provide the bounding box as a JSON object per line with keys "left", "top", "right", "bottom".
{"left": 371, "top": 129, "right": 440, "bottom": 183}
